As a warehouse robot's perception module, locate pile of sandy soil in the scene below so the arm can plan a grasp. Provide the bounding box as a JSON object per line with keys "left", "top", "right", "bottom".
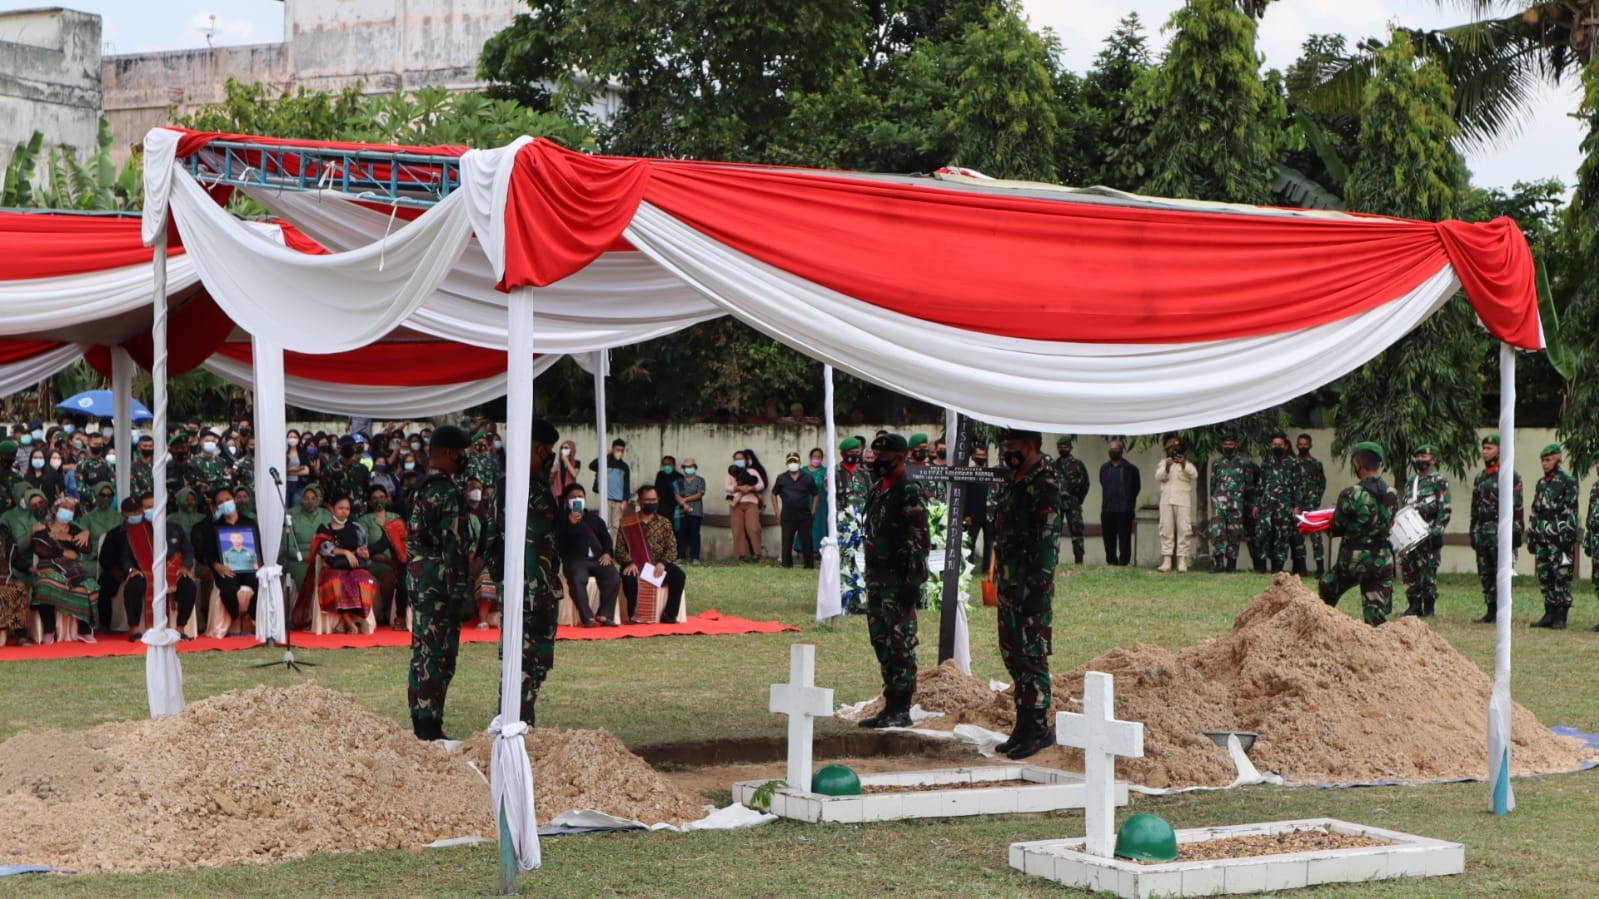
{"left": 859, "top": 576, "right": 1598, "bottom": 789}
{"left": 461, "top": 728, "right": 707, "bottom": 827}
{"left": 850, "top": 660, "right": 1013, "bottom": 726}
{"left": 0, "top": 683, "right": 490, "bottom": 873}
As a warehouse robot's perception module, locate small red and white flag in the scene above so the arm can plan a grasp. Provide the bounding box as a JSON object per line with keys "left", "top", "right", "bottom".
{"left": 1297, "top": 508, "right": 1334, "bottom": 535}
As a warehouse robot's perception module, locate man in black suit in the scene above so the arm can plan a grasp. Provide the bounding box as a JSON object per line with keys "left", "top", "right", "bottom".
{"left": 556, "top": 483, "right": 623, "bottom": 627}
{"left": 1099, "top": 440, "right": 1141, "bottom": 566}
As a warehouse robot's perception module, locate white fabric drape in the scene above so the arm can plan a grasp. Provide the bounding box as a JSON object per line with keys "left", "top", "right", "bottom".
{"left": 200, "top": 353, "right": 561, "bottom": 418}
{"left": 594, "top": 350, "right": 610, "bottom": 530}
{"left": 111, "top": 347, "right": 134, "bottom": 503}
{"left": 252, "top": 336, "right": 289, "bottom": 645}
{"left": 141, "top": 225, "right": 184, "bottom": 718}
{"left": 815, "top": 365, "right": 842, "bottom": 621}
{"left": 0, "top": 263, "right": 200, "bottom": 337}
{"left": 622, "top": 203, "right": 1461, "bottom": 433}
{"left": 0, "top": 343, "right": 85, "bottom": 396}
{"left": 492, "top": 288, "right": 541, "bottom": 873}
{"left": 1488, "top": 343, "right": 1516, "bottom": 813}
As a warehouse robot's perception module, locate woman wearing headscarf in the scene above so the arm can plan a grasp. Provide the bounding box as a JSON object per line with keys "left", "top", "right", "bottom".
{"left": 170, "top": 486, "right": 207, "bottom": 536}
{"left": 79, "top": 480, "right": 121, "bottom": 583}
{"left": 310, "top": 495, "right": 378, "bottom": 634}
{"left": 281, "top": 483, "right": 332, "bottom": 598}
{"left": 28, "top": 496, "right": 97, "bottom": 643}
{"left": 359, "top": 483, "right": 408, "bottom": 629}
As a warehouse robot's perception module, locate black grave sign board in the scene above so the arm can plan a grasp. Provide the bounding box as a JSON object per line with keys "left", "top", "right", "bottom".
{"left": 904, "top": 416, "right": 994, "bottom": 663}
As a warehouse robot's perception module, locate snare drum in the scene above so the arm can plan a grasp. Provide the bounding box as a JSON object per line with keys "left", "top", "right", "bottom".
{"left": 1389, "top": 505, "right": 1430, "bottom": 554}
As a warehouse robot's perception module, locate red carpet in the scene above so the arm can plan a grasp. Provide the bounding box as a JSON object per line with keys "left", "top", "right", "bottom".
{"left": 0, "top": 609, "right": 798, "bottom": 662}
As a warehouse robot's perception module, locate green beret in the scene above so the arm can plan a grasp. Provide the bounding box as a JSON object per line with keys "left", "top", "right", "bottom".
{"left": 1351, "top": 441, "right": 1384, "bottom": 463}
{"left": 1540, "top": 443, "right": 1562, "bottom": 458}
{"left": 431, "top": 425, "right": 471, "bottom": 450}
{"left": 168, "top": 433, "right": 187, "bottom": 446}
{"left": 470, "top": 430, "right": 487, "bottom": 443}
{"left": 839, "top": 436, "right": 863, "bottom": 452}
{"left": 1056, "top": 435, "right": 1075, "bottom": 447}
{"left": 872, "top": 433, "right": 909, "bottom": 453}
{"left": 907, "top": 433, "right": 929, "bottom": 448}
{"left": 531, "top": 418, "right": 560, "bottom": 447}
{"left": 0, "top": 440, "right": 16, "bottom": 455}
{"left": 1411, "top": 443, "right": 1438, "bottom": 456}
{"left": 1482, "top": 434, "right": 1501, "bottom": 446}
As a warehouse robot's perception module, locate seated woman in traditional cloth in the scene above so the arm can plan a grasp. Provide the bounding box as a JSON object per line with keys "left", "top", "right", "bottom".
{"left": 191, "top": 486, "right": 263, "bottom": 637}
{"left": 0, "top": 523, "right": 31, "bottom": 646}
{"left": 358, "top": 484, "right": 408, "bottom": 630}
{"left": 29, "top": 497, "right": 98, "bottom": 644}
{"left": 311, "top": 495, "right": 377, "bottom": 634}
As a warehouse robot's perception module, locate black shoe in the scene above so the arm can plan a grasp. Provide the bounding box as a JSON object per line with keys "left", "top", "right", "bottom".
{"left": 1530, "top": 606, "right": 1557, "bottom": 628}
{"left": 1552, "top": 606, "right": 1569, "bottom": 630}
{"left": 1226, "top": 560, "right": 1238, "bottom": 573}
{"left": 1292, "top": 562, "right": 1309, "bottom": 577}
{"left": 995, "top": 710, "right": 1035, "bottom": 755}
{"left": 1589, "top": 623, "right": 1599, "bottom": 633}
{"left": 1421, "top": 599, "right": 1436, "bottom": 618}
{"left": 1073, "top": 552, "right": 1085, "bottom": 565}
{"left": 1315, "top": 562, "right": 1325, "bottom": 578}
{"left": 412, "top": 717, "right": 448, "bottom": 741}
{"left": 1006, "top": 711, "right": 1054, "bottom": 760}
{"left": 1475, "top": 605, "right": 1497, "bottom": 624}
{"left": 1399, "top": 604, "right": 1423, "bottom": 618}
{"left": 858, "top": 693, "right": 912, "bottom": 729}
{"left": 1253, "top": 563, "right": 1268, "bottom": 574}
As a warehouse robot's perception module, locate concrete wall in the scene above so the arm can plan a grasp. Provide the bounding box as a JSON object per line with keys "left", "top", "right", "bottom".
{"left": 100, "top": 42, "right": 289, "bottom": 161}
{"left": 0, "top": 8, "right": 102, "bottom": 169}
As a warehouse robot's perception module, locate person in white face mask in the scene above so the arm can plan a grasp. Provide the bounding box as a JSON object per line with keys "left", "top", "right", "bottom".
{"left": 771, "top": 452, "right": 820, "bottom": 569}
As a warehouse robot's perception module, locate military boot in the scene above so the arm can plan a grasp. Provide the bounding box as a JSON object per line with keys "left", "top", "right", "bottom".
{"left": 1226, "top": 559, "right": 1238, "bottom": 573}
{"left": 1399, "top": 601, "right": 1423, "bottom": 617}
{"left": 1475, "top": 601, "right": 1497, "bottom": 624}
{"left": 1551, "top": 606, "right": 1569, "bottom": 630}
{"left": 1530, "top": 604, "right": 1558, "bottom": 628}
{"left": 412, "top": 716, "right": 449, "bottom": 742}
{"left": 1421, "top": 597, "right": 1436, "bottom": 618}
{"left": 1292, "top": 560, "right": 1309, "bottom": 577}
{"left": 1007, "top": 710, "right": 1055, "bottom": 760}
{"left": 1315, "top": 561, "right": 1325, "bottom": 578}
{"left": 994, "top": 708, "right": 1035, "bottom": 755}
{"left": 858, "top": 692, "right": 912, "bottom": 729}
{"left": 1073, "top": 547, "right": 1085, "bottom": 565}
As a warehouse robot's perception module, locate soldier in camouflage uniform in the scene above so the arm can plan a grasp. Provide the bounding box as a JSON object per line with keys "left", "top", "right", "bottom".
{"left": 186, "top": 432, "right": 232, "bottom": 506}
{"left": 1319, "top": 442, "right": 1397, "bottom": 626}
{"left": 856, "top": 433, "right": 929, "bottom": 730}
{"left": 0, "top": 441, "right": 22, "bottom": 514}
{"left": 131, "top": 435, "right": 155, "bottom": 503}
{"left": 1241, "top": 451, "right": 1266, "bottom": 572}
{"left": 835, "top": 436, "right": 873, "bottom": 612}
{"left": 1209, "top": 434, "right": 1250, "bottom": 573}
{"left": 1253, "top": 432, "right": 1301, "bottom": 574}
{"left": 1398, "top": 443, "right": 1451, "bottom": 619}
{"left": 991, "top": 429, "right": 1063, "bottom": 760}
{"left": 1290, "top": 433, "right": 1326, "bottom": 577}
{"left": 1585, "top": 452, "right": 1599, "bottom": 632}
{"left": 328, "top": 438, "right": 372, "bottom": 513}
{"left": 1053, "top": 436, "right": 1090, "bottom": 565}
{"left": 505, "top": 419, "right": 564, "bottom": 725}
{"left": 76, "top": 433, "right": 113, "bottom": 495}
{"left": 1470, "top": 434, "right": 1524, "bottom": 623}
{"left": 405, "top": 425, "right": 472, "bottom": 741}
{"left": 908, "top": 433, "right": 944, "bottom": 502}
{"left": 1529, "top": 444, "right": 1579, "bottom": 630}
{"left": 466, "top": 432, "right": 501, "bottom": 514}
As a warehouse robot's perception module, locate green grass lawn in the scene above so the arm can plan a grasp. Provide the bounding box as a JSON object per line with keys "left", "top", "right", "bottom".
{"left": 3, "top": 563, "right": 1598, "bottom": 897}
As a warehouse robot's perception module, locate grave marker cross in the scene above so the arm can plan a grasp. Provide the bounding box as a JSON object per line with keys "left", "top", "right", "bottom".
{"left": 1056, "top": 671, "right": 1144, "bottom": 858}
{"left": 770, "top": 644, "right": 834, "bottom": 794}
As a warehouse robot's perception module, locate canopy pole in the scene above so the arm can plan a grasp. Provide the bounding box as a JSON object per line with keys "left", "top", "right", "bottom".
{"left": 142, "top": 222, "right": 184, "bottom": 718}
{"left": 594, "top": 350, "right": 610, "bottom": 530}
{"left": 111, "top": 347, "right": 135, "bottom": 504}
{"left": 815, "top": 365, "right": 842, "bottom": 621}
{"left": 493, "top": 288, "right": 541, "bottom": 888}
{"left": 251, "top": 337, "right": 288, "bottom": 644}
{"left": 1488, "top": 342, "right": 1516, "bottom": 814}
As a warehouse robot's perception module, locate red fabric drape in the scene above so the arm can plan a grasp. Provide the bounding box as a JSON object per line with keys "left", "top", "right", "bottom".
{"left": 0, "top": 340, "right": 67, "bottom": 364}
{"left": 501, "top": 140, "right": 1542, "bottom": 349}
{"left": 212, "top": 341, "right": 513, "bottom": 387}
{"left": 0, "top": 212, "right": 182, "bottom": 279}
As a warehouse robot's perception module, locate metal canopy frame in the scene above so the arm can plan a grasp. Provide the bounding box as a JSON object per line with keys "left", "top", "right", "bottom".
{"left": 184, "top": 140, "right": 460, "bottom": 208}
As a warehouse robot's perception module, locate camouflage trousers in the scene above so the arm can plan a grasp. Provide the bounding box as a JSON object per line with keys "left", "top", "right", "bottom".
{"left": 866, "top": 583, "right": 920, "bottom": 697}
{"left": 1208, "top": 502, "right": 1245, "bottom": 569}
{"left": 997, "top": 583, "right": 1054, "bottom": 711}
{"left": 1252, "top": 506, "right": 1295, "bottom": 571}
{"left": 407, "top": 556, "right": 468, "bottom": 725}
{"left": 1318, "top": 544, "right": 1393, "bottom": 626}
{"left": 1060, "top": 500, "right": 1085, "bottom": 562}
{"left": 499, "top": 582, "right": 560, "bottom": 725}
{"left": 1474, "top": 542, "right": 1516, "bottom": 604}
{"left": 1291, "top": 530, "right": 1325, "bottom": 571}
{"left": 1534, "top": 542, "right": 1574, "bottom": 609}
{"left": 1401, "top": 541, "right": 1441, "bottom": 608}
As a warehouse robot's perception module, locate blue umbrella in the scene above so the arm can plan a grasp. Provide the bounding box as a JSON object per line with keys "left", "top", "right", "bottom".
{"left": 57, "top": 390, "right": 154, "bottom": 423}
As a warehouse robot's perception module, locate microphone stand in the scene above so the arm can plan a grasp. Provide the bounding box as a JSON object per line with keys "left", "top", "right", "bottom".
{"left": 253, "top": 466, "right": 315, "bottom": 672}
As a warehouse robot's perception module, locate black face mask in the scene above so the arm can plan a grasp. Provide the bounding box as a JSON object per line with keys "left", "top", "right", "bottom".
{"left": 1107, "top": 451, "right": 1123, "bottom": 461}
{"left": 1003, "top": 451, "right": 1025, "bottom": 470}
{"left": 1297, "top": 447, "right": 1311, "bottom": 457}
{"left": 1413, "top": 460, "right": 1431, "bottom": 472}
{"left": 869, "top": 458, "right": 896, "bottom": 477}
{"left": 1221, "top": 446, "right": 1237, "bottom": 456}
{"left": 1272, "top": 446, "right": 1288, "bottom": 458}
{"left": 639, "top": 502, "right": 659, "bottom": 514}
{"left": 842, "top": 453, "right": 862, "bottom": 465}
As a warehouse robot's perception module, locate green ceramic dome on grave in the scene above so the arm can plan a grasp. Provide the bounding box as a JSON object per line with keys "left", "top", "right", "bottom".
{"left": 811, "top": 764, "right": 862, "bottom": 796}
{"left": 1115, "top": 813, "right": 1179, "bottom": 862}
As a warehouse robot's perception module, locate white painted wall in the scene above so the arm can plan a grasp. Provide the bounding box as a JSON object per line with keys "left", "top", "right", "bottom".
{"left": 0, "top": 8, "right": 102, "bottom": 169}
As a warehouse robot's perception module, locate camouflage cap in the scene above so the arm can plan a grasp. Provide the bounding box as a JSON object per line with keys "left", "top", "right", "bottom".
{"left": 1540, "top": 443, "right": 1563, "bottom": 458}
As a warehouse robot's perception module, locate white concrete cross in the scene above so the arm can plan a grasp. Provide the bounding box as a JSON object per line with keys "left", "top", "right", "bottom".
{"left": 1056, "top": 671, "right": 1144, "bottom": 858}
{"left": 770, "top": 644, "right": 834, "bottom": 794}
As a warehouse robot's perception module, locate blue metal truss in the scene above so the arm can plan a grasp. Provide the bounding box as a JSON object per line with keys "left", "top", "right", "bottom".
{"left": 183, "top": 140, "right": 460, "bottom": 208}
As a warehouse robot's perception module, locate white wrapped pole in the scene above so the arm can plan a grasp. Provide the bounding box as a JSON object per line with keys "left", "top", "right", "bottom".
{"left": 141, "top": 223, "right": 184, "bottom": 718}
{"left": 1488, "top": 342, "right": 1516, "bottom": 814}
{"left": 111, "top": 347, "right": 135, "bottom": 504}
{"left": 815, "top": 365, "right": 842, "bottom": 621}
{"left": 594, "top": 349, "right": 610, "bottom": 529}
{"left": 492, "top": 288, "right": 541, "bottom": 887}
{"left": 252, "top": 336, "right": 288, "bottom": 644}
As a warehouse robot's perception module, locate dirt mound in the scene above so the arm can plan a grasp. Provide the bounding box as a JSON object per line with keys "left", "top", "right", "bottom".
{"left": 851, "top": 660, "right": 1013, "bottom": 728}
{"left": 851, "top": 576, "right": 1597, "bottom": 789}
{"left": 0, "top": 683, "right": 490, "bottom": 873}
{"left": 461, "top": 728, "right": 707, "bottom": 827}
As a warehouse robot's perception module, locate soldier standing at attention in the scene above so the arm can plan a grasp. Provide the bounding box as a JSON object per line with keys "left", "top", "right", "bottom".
{"left": 1290, "top": 433, "right": 1326, "bottom": 576}
{"left": 1253, "top": 432, "right": 1300, "bottom": 574}
{"left": 1319, "top": 442, "right": 1398, "bottom": 626}
{"left": 1585, "top": 452, "right": 1599, "bottom": 631}
{"left": 1398, "top": 443, "right": 1451, "bottom": 619}
{"left": 1242, "top": 448, "right": 1266, "bottom": 572}
{"left": 1470, "top": 434, "right": 1524, "bottom": 623}
{"left": 856, "top": 434, "right": 929, "bottom": 730}
{"left": 1529, "top": 444, "right": 1579, "bottom": 630}
{"left": 1053, "top": 436, "right": 1089, "bottom": 565}
{"left": 993, "top": 429, "right": 1064, "bottom": 761}
{"left": 509, "top": 419, "right": 564, "bottom": 726}
{"left": 406, "top": 425, "right": 472, "bottom": 741}
{"left": 1209, "top": 434, "right": 1249, "bottom": 573}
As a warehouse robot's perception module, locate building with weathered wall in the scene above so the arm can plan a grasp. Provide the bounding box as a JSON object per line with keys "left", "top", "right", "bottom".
{"left": 0, "top": 7, "right": 102, "bottom": 168}
{"left": 100, "top": 0, "right": 533, "bottom": 160}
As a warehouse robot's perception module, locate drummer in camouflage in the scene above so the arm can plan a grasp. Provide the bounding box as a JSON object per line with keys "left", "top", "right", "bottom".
{"left": 1398, "top": 443, "right": 1451, "bottom": 619}
{"left": 1319, "top": 442, "right": 1397, "bottom": 625}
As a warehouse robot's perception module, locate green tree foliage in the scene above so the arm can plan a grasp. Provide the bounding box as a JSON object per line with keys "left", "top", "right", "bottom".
{"left": 1077, "top": 14, "right": 1155, "bottom": 189}
{"left": 2, "top": 119, "right": 139, "bottom": 211}
{"left": 1139, "top": 0, "right": 1280, "bottom": 205}
{"left": 1557, "top": 59, "right": 1599, "bottom": 465}
{"left": 1334, "top": 33, "right": 1485, "bottom": 479}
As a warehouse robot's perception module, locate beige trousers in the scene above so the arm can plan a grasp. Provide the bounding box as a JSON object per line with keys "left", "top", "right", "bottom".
{"left": 1158, "top": 502, "right": 1192, "bottom": 567}
{"left": 730, "top": 503, "right": 764, "bottom": 559}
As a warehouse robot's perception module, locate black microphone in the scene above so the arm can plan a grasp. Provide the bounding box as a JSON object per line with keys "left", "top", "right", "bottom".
{"left": 269, "top": 466, "right": 283, "bottom": 486}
